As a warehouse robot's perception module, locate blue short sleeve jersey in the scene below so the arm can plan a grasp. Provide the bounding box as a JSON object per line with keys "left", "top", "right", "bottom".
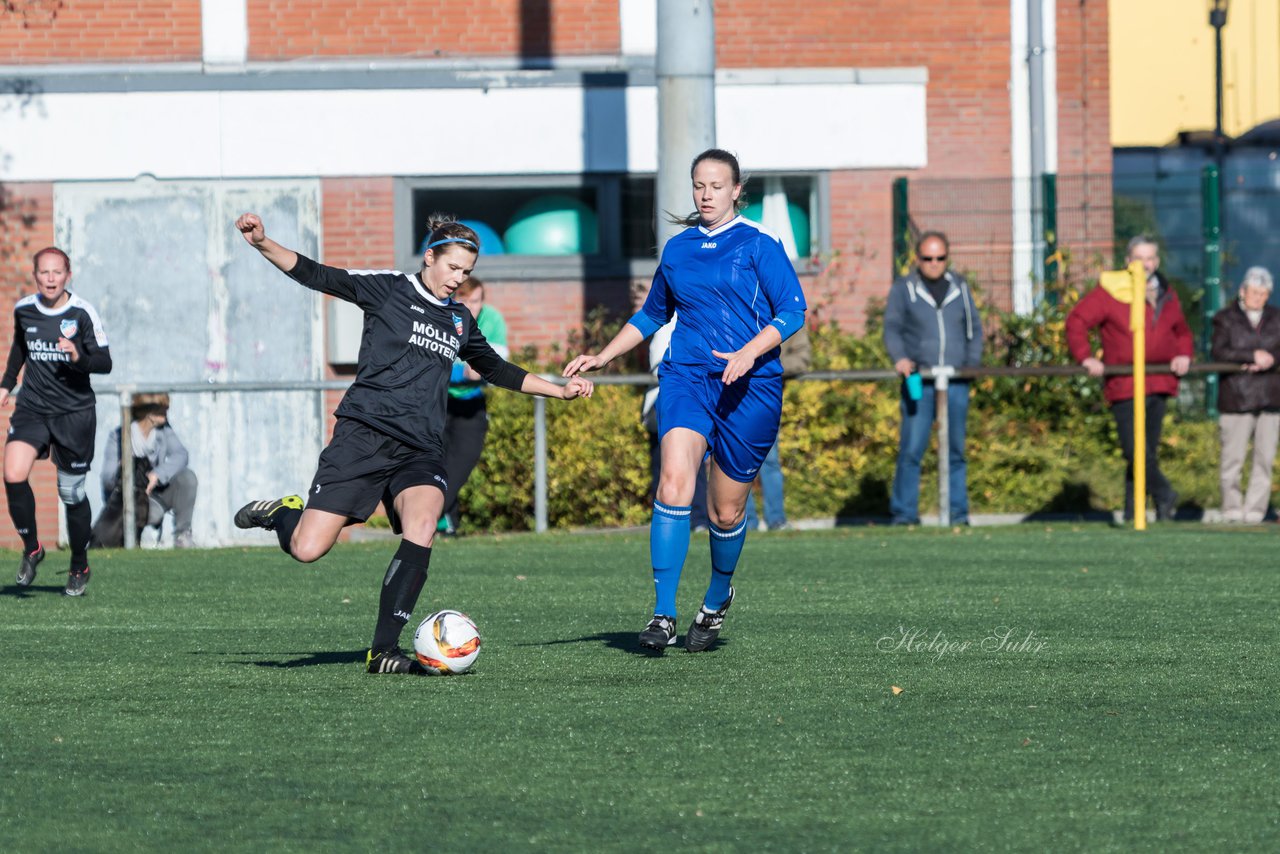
{"left": 634, "top": 217, "right": 807, "bottom": 379}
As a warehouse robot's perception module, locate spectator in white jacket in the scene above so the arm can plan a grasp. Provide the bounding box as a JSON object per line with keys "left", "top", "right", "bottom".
{"left": 96, "top": 393, "right": 198, "bottom": 548}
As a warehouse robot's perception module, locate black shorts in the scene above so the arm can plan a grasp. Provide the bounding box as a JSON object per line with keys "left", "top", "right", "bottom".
{"left": 6, "top": 406, "right": 97, "bottom": 473}
{"left": 306, "top": 418, "right": 448, "bottom": 530}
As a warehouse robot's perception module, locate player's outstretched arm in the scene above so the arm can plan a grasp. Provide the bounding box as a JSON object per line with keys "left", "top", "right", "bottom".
{"left": 235, "top": 213, "right": 299, "bottom": 273}
{"left": 562, "top": 322, "right": 646, "bottom": 377}
{"left": 520, "top": 374, "right": 594, "bottom": 400}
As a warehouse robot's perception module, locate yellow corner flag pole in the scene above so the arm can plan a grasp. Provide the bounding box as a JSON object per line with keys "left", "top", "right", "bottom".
{"left": 1129, "top": 260, "right": 1147, "bottom": 531}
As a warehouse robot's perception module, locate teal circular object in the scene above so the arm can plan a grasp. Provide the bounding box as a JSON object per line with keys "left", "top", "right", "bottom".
{"left": 420, "top": 219, "right": 505, "bottom": 256}
{"left": 503, "top": 195, "right": 599, "bottom": 255}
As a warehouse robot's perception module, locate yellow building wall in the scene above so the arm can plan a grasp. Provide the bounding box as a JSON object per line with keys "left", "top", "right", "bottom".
{"left": 1111, "top": 0, "right": 1280, "bottom": 146}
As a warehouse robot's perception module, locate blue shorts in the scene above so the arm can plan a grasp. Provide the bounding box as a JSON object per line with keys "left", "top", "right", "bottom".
{"left": 656, "top": 365, "right": 782, "bottom": 483}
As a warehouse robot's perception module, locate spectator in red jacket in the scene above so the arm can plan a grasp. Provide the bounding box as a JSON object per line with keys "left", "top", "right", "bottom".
{"left": 1066, "top": 235, "right": 1194, "bottom": 521}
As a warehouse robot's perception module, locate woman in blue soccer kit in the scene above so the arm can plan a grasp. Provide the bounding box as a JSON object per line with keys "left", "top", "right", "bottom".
{"left": 564, "top": 148, "right": 807, "bottom": 653}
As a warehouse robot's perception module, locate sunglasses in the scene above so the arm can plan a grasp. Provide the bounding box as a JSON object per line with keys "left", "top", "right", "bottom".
{"left": 918, "top": 255, "right": 947, "bottom": 262}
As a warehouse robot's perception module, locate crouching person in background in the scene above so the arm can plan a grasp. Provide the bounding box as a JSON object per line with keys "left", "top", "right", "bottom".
{"left": 93, "top": 393, "right": 198, "bottom": 548}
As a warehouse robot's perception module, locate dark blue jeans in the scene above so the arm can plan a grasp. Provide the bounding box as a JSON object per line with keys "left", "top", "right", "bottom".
{"left": 744, "top": 439, "right": 786, "bottom": 530}
{"left": 890, "top": 380, "right": 971, "bottom": 524}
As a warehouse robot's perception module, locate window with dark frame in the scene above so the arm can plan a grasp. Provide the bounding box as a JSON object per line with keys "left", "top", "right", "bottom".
{"left": 401, "top": 173, "right": 820, "bottom": 274}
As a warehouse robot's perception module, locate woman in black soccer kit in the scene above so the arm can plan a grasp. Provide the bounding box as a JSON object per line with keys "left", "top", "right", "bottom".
{"left": 232, "top": 212, "right": 593, "bottom": 675}
{"left": 1, "top": 247, "right": 113, "bottom": 596}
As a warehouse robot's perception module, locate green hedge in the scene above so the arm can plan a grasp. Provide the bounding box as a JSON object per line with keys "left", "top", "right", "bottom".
{"left": 446, "top": 300, "right": 1239, "bottom": 532}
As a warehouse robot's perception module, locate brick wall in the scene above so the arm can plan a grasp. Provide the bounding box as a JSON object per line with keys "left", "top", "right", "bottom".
{"left": 483, "top": 277, "right": 633, "bottom": 363}
{"left": 819, "top": 170, "right": 897, "bottom": 331}
{"left": 0, "top": 0, "right": 202, "bottom": 64}
{"left": 1054, "top": 0, "right": 1114, "bottom": 282}
{"left": 319, "top": 176, "right": 396, "bottom": 432}
{"left": 0, "top": 183, "right": 60, "bottom": 552}
{"left": 717, "top": 0, "right": 1109, "bottom": 317}
{"left": 0, "top": 0, "right": 618, "bottom": 66}
{"left": 246, "top": 0, "right": 620, "bottom": 61}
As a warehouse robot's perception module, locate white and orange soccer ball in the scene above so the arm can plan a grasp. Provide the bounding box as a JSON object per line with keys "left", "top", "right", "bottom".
{"left": 413, "top": 610, "right": 481, "bottom": 675}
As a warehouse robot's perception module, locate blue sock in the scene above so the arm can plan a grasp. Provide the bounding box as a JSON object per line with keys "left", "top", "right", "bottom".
{"left": 650, "top": 501, "right": 692, "bottom": 617}
{"left": 706, "top": 519, "right": 747, "bottom": 610}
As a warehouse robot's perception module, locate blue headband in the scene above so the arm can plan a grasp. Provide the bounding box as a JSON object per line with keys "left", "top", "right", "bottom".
{"left": 426, "top": 237, "right": 478, "bottom": 251}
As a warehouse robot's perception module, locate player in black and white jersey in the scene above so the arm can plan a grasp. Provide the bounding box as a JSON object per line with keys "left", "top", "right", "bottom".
{"left": 231, "top": 212, "right": 594, "bottom": 675}
{"left": 1, "top": 247, "right": 113, "bottom": 596}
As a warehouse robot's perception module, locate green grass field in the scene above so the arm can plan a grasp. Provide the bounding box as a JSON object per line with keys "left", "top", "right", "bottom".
{"left": 1, "top": 526, "right": 1277, "bottom": 852}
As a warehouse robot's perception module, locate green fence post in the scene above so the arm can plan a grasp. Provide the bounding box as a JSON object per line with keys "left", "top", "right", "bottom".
{"left": 1042, "top": 172, "right": 1058, "bottom": 305}
{"left": 892, "top": 176, "right": 910, "bottom": 277}
{"left": 1202, "top": 164, "right": 1222, "bottom": 418}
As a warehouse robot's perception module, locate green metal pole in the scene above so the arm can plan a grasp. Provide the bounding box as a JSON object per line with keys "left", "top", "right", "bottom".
{"left": 1202, "top": 164, "right": 1222, "bottom": 418}
{"left": 1042, "top": 172, "right": 1058, "bottom": 305}
{"left": 892, "top": 176, "right": 910, "bottom": 277}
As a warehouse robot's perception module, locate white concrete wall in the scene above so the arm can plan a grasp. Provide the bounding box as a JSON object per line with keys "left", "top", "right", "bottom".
{"left": 0, "top": 68, "right": 927, "bottom": 181}
{"left": 55, "top": 179, "right": 325, "bottom": 548}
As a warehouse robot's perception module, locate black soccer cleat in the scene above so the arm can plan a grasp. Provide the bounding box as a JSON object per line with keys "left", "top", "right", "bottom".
{"left": 638, "top": 615, "right": 677, "bottom": 651}
{"left": 366, "top": 647, "right": 427, "bottom": 675}
{"left": 234, "top": 495, "right": 304, "bottom": 530}
{"left": 16, "top": 544, "right": 44, "bottom": 587}
{"left": 64, "top": 567, "right": 90, "bottom": 597}
{"left": 685, "top": 587, "right": 735, "bottom": 653}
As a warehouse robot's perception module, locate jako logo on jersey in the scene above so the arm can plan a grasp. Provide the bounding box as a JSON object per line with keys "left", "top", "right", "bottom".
{"left": 410, "top": 304, "right": 424, "bottom": 315}
{"left": 452, "top": 313, "right": 464, "bottom": 336}
{"left": 701, "top": 242, "right": 717, "bottom": 249}
{"left": 59, "top": 319, "right": 78, "bottom": 338}
{"left": 25, "top": 326, "right": 36, "bottom": 333}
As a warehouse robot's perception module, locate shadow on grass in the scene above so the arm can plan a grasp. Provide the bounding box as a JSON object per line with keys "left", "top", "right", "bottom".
{"left": 521, "top": 630, "right": 731, "bottom": 657}
{"left": 1, "top": 583, "right": 65, "bottom": 597}
{"left": 191, "top": 650, "right": 368, "bottom": 668}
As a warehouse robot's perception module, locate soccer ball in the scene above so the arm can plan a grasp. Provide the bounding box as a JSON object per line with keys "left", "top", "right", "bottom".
{"left": 413, "top": 610, "right": 481, "bottom": 675}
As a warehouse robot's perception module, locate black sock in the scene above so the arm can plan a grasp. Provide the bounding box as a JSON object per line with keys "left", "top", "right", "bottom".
{"left": 5, "top": 480, "right": 39, "bottom": 553}
{"left": 66, "top": 498, "right": 92, "bottom": 572}
{"left": 371, "top": 540, "right": 431, "bottom": 652}
{"left": 273, "top": 507, "right": 304, "bottom": 556}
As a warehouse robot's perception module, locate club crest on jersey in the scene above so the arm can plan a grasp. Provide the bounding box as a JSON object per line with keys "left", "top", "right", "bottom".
{"left": 452, "top": 313, "right": 464, "bottom": 336}
{"left": 59, "top": 319, "right": 78, "bottom": 338}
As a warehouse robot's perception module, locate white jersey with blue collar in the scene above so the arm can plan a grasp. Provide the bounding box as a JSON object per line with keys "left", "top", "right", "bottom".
{"left": 637, "top": 216, "right": 807, "bottom": 379}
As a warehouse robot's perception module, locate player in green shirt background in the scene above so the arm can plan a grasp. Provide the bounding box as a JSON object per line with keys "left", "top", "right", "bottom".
{"left": 440, "top": 277, "right": 508, "bottom": 535}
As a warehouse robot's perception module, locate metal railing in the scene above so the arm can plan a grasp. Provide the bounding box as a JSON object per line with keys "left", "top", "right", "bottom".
{"left": 90, "top": 361, "right": 1252, "bottom": 546}
{"left": 100, "top": 380, "right": 353, "bottom": 549}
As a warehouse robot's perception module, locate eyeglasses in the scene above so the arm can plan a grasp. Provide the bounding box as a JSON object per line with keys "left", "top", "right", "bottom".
{"left": 918, "top": 255, "right": 947, "bottom": 262}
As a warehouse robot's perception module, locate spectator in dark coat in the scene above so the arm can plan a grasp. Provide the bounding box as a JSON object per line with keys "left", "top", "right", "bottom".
{"left": 1211, "top": 266, "right": 1280, "bottom": 523}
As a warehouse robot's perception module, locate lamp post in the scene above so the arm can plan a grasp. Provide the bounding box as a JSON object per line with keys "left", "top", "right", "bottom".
{"left": 1206, "top": 1, "right": 1230, "bottom": 418}
{"left": 1209, "top": 1, "right": 1229, "bottom": 156}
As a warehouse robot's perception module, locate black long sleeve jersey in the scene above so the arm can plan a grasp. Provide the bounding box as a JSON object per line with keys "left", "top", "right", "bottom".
{"left": 288, "top": 254, "right": 527, "bottom": 453}
{"left": 1, "top": 292, "right": 112, "bottom": 415}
